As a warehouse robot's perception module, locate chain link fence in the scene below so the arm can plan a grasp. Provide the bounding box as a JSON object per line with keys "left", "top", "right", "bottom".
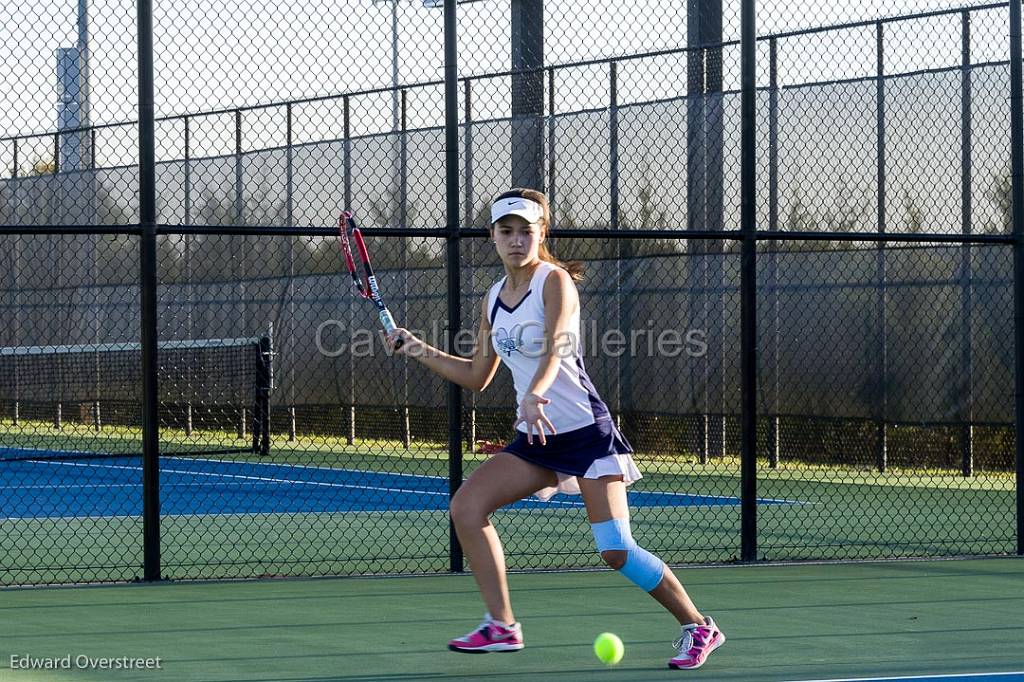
{"left": 0, "top": 0, "right": 1021, "bottom": 584}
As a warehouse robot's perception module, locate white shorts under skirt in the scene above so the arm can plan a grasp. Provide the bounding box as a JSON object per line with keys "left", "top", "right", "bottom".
{"left": 531, "top": 452, "right": 643, "bottom": 502}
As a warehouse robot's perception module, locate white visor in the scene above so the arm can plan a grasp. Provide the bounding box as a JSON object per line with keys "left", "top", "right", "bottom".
{"left": 491, "top": 196, "right": 543, "bottom": 225}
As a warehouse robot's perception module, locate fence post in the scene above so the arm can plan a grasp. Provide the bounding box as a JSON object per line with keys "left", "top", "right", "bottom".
{"left": 960, "top": 10, "right": 975, "bottom": 478}
{"left": 767, "top": 35, "right": 780, "bottom": 469}
{"left": 400, "top": 88, "right": 412, "bottom": 450}
{"left": 610, "top": 61, "right": 625, "bottom": 434}
{"left": 137, "top": 0, "right": 161, "bottom": 582}
{"left": 234, "top": 109, "right": 247, "bottom": 441}
{"left": 875, "top": 20, "right": 889, "bottom": 474}
{"left": 11, "top": 139, "right": 21, "bottom": 427}
{"left": 286, "top": 103, "right": 297, "bottom": 443}
{"left": 53, "top": 129, "right": 63, "bottom": 429}
{"left": 510, "top": 0, "right": 544, "bottom": 190}
{"left": 739, "top": 0, "right": 758, "bottom": 562}
{"left": 689, "top": 0, "right": 726, "bottom": 462}
{"left": 1008, "top": 0, "right": 1024, "bottom": 556}
{"left": 443, "top": 0, "right": 464, "bottom": 574}
{"left": 547, "top": 68, "right": 556, "bottom": 225}
{"left": 464, "top": 78, "right": 477, "bottom": 453}
{"left": 184, "top": 115, "right": 193, "bottom": 437}
{"left": 344, "top": 94, "right": 356, "bottom": 446}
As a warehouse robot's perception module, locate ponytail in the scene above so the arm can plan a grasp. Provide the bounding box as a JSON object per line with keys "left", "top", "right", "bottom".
{"left": 538, "top": 241, "right": 584, "bottom": 281}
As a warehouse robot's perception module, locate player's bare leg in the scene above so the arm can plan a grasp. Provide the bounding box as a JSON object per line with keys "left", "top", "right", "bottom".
{"left": 449, "top": 452, "right": 557, "bottom": 626}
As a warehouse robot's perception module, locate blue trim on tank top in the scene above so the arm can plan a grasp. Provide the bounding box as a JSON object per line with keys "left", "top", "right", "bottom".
{"left": 489, "top": 276, "right": 534, "bottom": 324}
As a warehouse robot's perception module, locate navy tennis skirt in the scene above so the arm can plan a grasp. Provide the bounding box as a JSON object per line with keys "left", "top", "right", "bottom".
{"left": 503, "top": 418, "right": 634, "bottom": 477}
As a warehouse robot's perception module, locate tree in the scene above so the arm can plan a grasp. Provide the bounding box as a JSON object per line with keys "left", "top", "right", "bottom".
{"left": 986, "top": 172, "right": 1011, "bottom": 234}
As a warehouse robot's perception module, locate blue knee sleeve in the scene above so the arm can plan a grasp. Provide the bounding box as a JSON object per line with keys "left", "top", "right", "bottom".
{"left": 591, "top": 518, "right": 665, "bottom": 592}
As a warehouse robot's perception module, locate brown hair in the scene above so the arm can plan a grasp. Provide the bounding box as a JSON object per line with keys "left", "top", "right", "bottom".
{"left": 493, "top": 188, "right": 584, "bottom": 281}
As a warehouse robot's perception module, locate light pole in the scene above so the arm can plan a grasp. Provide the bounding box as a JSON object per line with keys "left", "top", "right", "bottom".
{"left": 57, "top": 0, "right": 92, "bottom": 171}
{"left": 375, "top": 0, "right": 487, "bottom": 132}
{"left": 371, "top": 0, "right": 402, "bottom": 133}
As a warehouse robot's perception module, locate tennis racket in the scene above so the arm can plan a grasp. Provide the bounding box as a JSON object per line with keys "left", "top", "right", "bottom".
{"left": 338, "top": 211, "right": 403, "bottom": 349}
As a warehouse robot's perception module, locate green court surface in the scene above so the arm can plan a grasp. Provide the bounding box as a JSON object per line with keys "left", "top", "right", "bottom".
{"left": 0, "top": 557, "right": 1021, "bottom": 682}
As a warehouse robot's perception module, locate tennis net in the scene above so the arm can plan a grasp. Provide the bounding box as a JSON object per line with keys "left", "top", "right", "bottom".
{"left": 0, "top": 337, "right": 272, "bottom": 462}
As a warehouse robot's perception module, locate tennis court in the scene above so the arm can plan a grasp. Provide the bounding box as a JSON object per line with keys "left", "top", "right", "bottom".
{"left": 0, "top": 557, "right": 1021, "bottom": 681}
{"left": 4, "top": 0, "right": 1024, "bottom": 680}
{"left": 0, "top": 451, "right": 799, "bottom": 518}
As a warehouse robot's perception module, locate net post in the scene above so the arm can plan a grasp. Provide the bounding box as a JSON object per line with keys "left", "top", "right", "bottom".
{"left": 137, "top": 0, "right": 161, "bottom": 582}
{"left": 256, "top": 334, "right": 272, "bottom": 457}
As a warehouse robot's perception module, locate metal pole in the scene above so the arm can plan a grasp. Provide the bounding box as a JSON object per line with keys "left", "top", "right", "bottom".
{"left": 547, "top": 68, "right": 556, "bottom": 226}
{"left": 443, "top": 0, "right": 464, "bottom": 574}
{"left": 287, "top": 103, "right": 297, "bottom": 442}
{"left": 234, "top": 109, "right": 246, "bottom": 441}
{"left": 401, "top": 88, "right": 411, "bottom": 450}
{"left": 610, "top": 61, "right": 625, "bottom": 433}
{"left": 875, "top": 21, "right": 889, "bottom": 475}
{"left": 137, "top": 0, "right": 161, "bottom": 582}
{"left": 344, "top": 94, "right": 356, "bottom": 445}
{"left": 768, "top": 36, "right": 780, "bottom": 469}
{"left": 391, "top": 0, "right": 399, "bottom": 133}
{"left": 739, "top": 0, "right": 758, "bottom": 563}
{"left": 960, "top": 9, "right": 975, "bottom": 478}
{"left": 610, "top": 62, "right": 619, "bottom": 232}
{"left": 510, "top": 0, "right": 544, "bottom": 190}
{"left": 464, "top": 79, "right": 476, "bottom": 451}
{"left": 689, "top": 0, "right": 726, "bottom": 462}
{"left": 1008, "top": 0, "right": 1024, "bottom": 555}
{"left": 77, "top": 0, "right": 92, "bottom": 169}
{"left": 184, "top": 115, "right": 193, "bottom": 437}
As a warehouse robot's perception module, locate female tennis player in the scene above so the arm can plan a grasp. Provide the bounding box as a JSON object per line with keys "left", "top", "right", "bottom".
{"left": 382, "top": 188, "right": 724, "bottom": 670}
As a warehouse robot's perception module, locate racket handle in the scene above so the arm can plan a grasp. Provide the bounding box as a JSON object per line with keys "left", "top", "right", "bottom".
{"left": 380, "top": 309, "right": 404, "bottom": 350}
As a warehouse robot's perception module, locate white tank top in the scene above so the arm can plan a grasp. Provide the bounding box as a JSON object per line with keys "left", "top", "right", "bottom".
{"left": 486, "top": 261, "right": 611, "bottom": 434}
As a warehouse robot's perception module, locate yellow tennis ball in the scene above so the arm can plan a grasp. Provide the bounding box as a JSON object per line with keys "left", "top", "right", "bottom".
{"left": 593, "top": 632, "right": 624, "bottom": 665}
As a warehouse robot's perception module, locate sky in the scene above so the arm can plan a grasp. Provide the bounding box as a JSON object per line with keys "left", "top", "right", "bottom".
{"left": 0, "top": 0, "right": 1011, "bottom": 174}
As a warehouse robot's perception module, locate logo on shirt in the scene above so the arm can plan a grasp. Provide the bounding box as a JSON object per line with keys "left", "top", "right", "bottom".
{"left": 495, "top": 325, "right": 524, "bottom": 356}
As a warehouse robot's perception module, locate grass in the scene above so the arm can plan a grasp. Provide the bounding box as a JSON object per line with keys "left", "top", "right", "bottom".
{"left": 2, "top": 418, "right": 1013, "bottom": 488}
{"left": 0, "top": 418, "right": 1017, "bottom": 586}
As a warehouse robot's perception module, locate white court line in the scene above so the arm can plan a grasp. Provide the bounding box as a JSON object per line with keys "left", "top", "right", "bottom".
{"left": 169, "top": 455, "right": 451, "bottom": 480}
{"left": 21, "top": 459, "right": 586, "bottom": 508}
{"left": 21, "top": 456, "right": 796, "bottom": 503}
{"left": 209, "top": 458, "right": 798, "bottom": 503}
{"left": 782, "top": 671, "right": 1024, "bottom": 682}
{"left": 17, "top": 457, "right": 799, "bottom": 506}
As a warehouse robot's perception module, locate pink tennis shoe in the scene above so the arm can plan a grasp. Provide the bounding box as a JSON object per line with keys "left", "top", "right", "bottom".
{"left": 668, "top": 616, "right": 725, "bottom": 670}
{"left": 448, "top": 613, "right": 524, "bottom": 653}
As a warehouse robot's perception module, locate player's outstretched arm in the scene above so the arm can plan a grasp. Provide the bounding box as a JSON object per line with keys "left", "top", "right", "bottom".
{"left": 383, "top": 297, "right": 499, "bottom": 392}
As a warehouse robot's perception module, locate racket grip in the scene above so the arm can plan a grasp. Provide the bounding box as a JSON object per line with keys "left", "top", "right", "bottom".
{"left": 380, "top": 309, "right": 404, "bottom": 350}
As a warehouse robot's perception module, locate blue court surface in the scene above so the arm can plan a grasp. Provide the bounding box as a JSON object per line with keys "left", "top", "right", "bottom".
{"left": 0, "top": 453, "right": 798, "bottom": 518}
